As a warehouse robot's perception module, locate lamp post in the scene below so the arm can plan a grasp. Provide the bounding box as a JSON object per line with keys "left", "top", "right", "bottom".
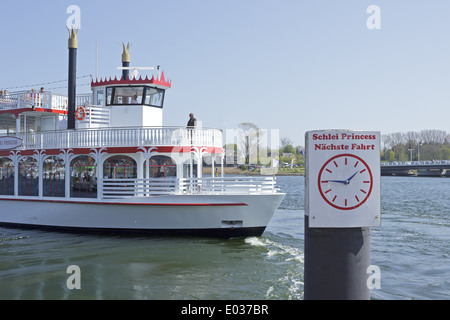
{"left": 417, "top": 143, "right": 421, "bottom": 162}
{"left": 408, "top": 148, "right": 414, "bottom": 161}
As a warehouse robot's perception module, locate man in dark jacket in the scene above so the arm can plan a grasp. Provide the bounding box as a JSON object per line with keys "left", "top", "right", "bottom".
{"left": 187, "top": 113, "right": 197, "bottom": 128}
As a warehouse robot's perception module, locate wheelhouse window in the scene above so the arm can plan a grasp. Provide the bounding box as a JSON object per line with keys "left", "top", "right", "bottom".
{"left": 106, "top": 86, "right": 165, "bottom": 108}
{"left": 106, "top": 87, "right": 113, "bottom": 106}
{"left": 145, "top": 87, "right": 164, "bottom": 107}
{"left": 113, "top": 87, "right": 143, "bottom": 105}
{"left": 96, "top": 89, "right": 105, "bottom": 106}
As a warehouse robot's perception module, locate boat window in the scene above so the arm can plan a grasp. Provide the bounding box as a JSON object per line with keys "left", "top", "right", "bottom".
{"left": 0, "top": 157, "right": 14, "bottom": 196}
{"left": 146, "top": 156, "right": 176, "bottom": 178}
{"left": 144, "top": 87, "right": 164, "bottom": 108}
{"left": 96, "top": 89, "right": 105, "bottom": 106}
{"left": 183, "top": 158, "right": 198, "bottom": 179}
{"left": 105, "top": 86, "right": 165, "bottom": 107}
{"left": 70, "top": 156, "right": 97, "bottom": 198}
{"left": 113, "top": 86, "right": 144, "bottom": 105}
{"left": 103, "top": 155, "right": 137, "bottom": 179}
{"left": 103, "top": 156, "right": 137, "bottom": 197}
{"left": 18, "top": 157, "right": 39, "bottom": 196}
{"left": 43, "top": 156, "right": 65, "bottom": 197}
{"left": 106, "top": 87, "right": 113, "bottom": 106}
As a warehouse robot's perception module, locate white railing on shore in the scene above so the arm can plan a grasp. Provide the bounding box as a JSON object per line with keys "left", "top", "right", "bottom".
{"left": 102, "top": 176, "right": 278, "bottom": 199}
{"left": 381, "top": 160, "right": 450, "bottom": 166}
{"left": 18, "top": 126, "right": 223, "bottom": 149}
{"left": 0, "top": 91, "right": 68, "bottom": 111}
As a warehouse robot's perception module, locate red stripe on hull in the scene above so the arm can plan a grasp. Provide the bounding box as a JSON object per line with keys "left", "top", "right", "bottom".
{"left": 0, "top": 198, "right": 247, "bottom": 206}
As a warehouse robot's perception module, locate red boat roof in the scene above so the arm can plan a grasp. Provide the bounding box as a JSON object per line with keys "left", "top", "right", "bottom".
{"left": 91, "top": 71, "right": 171, "bottom": 89}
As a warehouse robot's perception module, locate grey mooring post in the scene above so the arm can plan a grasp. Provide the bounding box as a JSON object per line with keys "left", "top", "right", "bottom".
{"left": 304, "top": 220, "right": 371, "bottom": 299}
{"left": 304, "top": 130, "right": 381, "bottom": 300}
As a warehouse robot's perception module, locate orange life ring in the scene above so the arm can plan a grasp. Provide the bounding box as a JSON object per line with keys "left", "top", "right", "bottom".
{"left": 75, "top": 106, "right": 86, "bottom": 121}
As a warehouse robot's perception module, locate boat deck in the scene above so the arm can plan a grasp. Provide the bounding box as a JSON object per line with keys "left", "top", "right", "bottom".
{"left": 11, "top": 126, "right": 223, "bottom": 150}
{"left": 0, "top": 91, "right": 91, "bottom": 114}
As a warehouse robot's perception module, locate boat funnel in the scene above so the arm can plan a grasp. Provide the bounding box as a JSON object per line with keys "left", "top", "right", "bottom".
{"left": 122, "top": 43, "right": 130, "bottom": 80}
{"left": 67, "top": 28, "right": 78, "bottom": 130}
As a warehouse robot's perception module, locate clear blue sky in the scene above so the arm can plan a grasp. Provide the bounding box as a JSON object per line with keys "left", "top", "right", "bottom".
{"left": 1, "top": 0, "right": 450, "bottom": 146}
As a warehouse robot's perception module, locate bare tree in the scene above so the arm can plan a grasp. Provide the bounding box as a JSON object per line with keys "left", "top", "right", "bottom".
{"left": 383, "top": 129, "right": 450, "bottom": 161}
{"left": 237, "top": 122, "right": 264, "bottom": 165}
{"left": 420, "top": 129, "right": 449, "bottom": 145}
{"left": 280, "top": 137, "right": 293, "bottom": 150}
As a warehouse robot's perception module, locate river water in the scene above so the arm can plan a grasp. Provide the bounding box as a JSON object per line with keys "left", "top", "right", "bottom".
{"left": 0, "top": 176, "right": 449, "bottom": 300}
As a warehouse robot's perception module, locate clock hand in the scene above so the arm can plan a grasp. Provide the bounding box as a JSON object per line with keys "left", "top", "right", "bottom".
{"left": 346, "top": 171, "right": 359, "bottom": 184}
{"left": 323, "top": 179, "right": 347, "bottom": 184}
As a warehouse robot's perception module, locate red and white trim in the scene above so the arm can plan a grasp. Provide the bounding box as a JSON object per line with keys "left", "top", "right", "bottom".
{"left": 91, "top": 72, "right": 171, "bottom": 89}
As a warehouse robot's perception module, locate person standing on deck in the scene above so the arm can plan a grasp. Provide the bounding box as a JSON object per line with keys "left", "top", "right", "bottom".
{"left": 187, "top": 113, "right": 197, "bottom": 128}
{"left": 187, "top": 113, "right": 197, "bottom": 145}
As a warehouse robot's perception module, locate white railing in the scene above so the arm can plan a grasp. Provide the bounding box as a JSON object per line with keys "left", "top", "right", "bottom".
{"left": 0, "top": 91, "right": 68, "bottom": 111}
{"left": 180, "top": 177, "right": 278, "bottom": 195}
{"left": 103, "top": 178, "right": 178, "bottom": 198}
{"left": 18, "top": 126, "right": 223, "bottom": 149}
{"left": 381, "top": 160, "right": 450, "bottom": 166}
{"left": 77, "top": 105, "right": 111, "bottom": 127}
{"left": 76, "top": 94, "right": 93, "bottom": 107}
{"left": 101, "top": 176, "right": 278, "bottom": 199}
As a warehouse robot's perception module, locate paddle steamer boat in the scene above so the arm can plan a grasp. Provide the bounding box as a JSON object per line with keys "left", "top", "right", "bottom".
{"left": 0, "top": 31, "right": 284, "bottom": 237}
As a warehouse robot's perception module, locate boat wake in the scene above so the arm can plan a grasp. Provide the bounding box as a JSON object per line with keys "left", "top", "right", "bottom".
{"left": 245, "top": 236, "right": 303, "bottom": 262}
{"left": 245, "top": 236, "right": 304, "bottom": 299}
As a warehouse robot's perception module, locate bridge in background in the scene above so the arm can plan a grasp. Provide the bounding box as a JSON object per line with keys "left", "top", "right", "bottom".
{"left": 381, "top": 160, "right": 450, "bottom": 177}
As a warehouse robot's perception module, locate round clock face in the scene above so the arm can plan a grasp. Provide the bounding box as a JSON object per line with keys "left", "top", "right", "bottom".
{"left": 318, "top": 154, "right": 373, "bottom": 210}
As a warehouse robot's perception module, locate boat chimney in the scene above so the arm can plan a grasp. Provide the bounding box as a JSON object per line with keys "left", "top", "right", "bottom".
{"left": 67, "top": 28, "right": 78, "bottom": 130}
{"left": 122, "top": 43, "right": 130, "bottom": 80}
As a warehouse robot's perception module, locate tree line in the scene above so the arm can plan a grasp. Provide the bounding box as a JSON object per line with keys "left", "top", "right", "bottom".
{"left": 279, "top": 129, "right": 450, "bottom": 163}
{"left": 382, "top": 130, "right": 450, "bottom": 161}
{"left": 228, "top": 123, "right": 450, "bottom": 165}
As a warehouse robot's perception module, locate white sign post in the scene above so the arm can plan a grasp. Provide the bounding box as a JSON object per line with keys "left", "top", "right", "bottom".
{"left": 305, "top": 130, "right": 381, "bottom": 228}
{"left": 304, "top": 129, "right": 381, "bottom": 300}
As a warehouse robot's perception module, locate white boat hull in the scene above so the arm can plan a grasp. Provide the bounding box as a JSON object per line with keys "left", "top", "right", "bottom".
{"left": 0, "top": 194, "right": 285, "bottom": 238}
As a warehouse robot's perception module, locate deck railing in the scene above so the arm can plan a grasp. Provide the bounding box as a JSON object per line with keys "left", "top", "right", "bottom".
{"left": 179, "top": 177, "right": 278, "bottom": 195}
{"left": 103, "top": 178, "right": 178, "bottom": 198}
{"left": 77, "top": 105, "right": 111, "bottom": 127}
{"left": 102, "top": 176, "right": 278, "bottom": 199}
{"left": 0, "top": 91, "right": 92, "bottom": 112}
{"left": 17, "top": 126, "right": 223, "bottom": 149}
{"left": 0, "top": 91, "right": 68, "bottom": 111}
